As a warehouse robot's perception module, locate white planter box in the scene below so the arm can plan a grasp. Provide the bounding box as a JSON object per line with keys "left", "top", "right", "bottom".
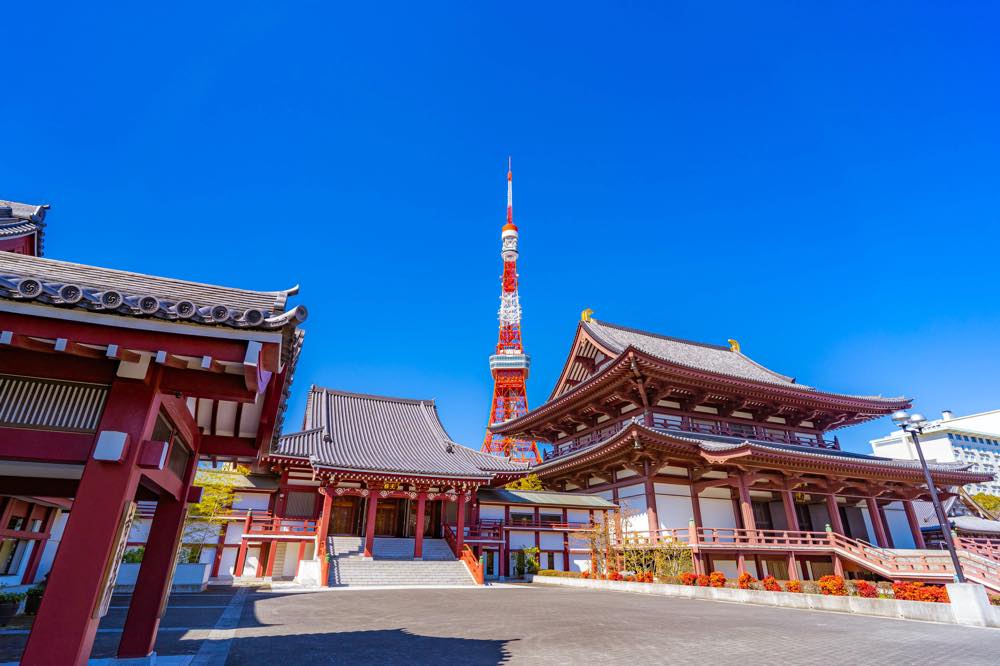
{"left": 531, "top": 575, "right": 994, "bottom": 628}
{"left": 115, "top": 563, "right": 210, "bottom": 593}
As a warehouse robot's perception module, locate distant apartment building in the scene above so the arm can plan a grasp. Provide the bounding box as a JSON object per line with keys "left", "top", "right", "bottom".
{"left": 871, "top": 409, "right": 1000, "bottom": 497}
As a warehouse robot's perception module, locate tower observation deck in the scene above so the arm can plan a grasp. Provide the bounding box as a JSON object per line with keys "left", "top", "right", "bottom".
{"left": 481, "top": 160, "right": 542, "bottom": 465}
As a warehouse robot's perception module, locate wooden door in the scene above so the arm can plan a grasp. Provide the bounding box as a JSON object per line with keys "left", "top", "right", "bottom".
{"left": 331, "top": 496, "right": 359, "bottom": 535}
{"left": 374, "top": 499, "right": 399, "bottom": 536}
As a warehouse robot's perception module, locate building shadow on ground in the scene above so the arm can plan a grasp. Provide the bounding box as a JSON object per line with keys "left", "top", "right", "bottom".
{"left": 202, "top": 628, "right": 515, "bottom": 665}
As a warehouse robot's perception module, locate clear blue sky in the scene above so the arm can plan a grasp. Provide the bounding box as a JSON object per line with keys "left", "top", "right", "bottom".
{"left": 4, "top": 3, "right": 999, "bottom": 454}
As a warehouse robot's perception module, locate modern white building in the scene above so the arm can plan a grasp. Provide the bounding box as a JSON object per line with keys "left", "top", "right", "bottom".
{"left": 870, "top": 409, "right": 1000, "bottom": 497}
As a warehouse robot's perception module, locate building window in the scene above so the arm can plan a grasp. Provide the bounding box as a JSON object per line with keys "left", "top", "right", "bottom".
{"left": 751, "top": 502, "right": 773, "bottom": 530}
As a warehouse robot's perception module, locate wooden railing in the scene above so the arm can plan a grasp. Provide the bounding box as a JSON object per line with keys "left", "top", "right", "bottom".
{"left": 956, "top": 537, "right": 1000, "bottom": 563}
{"left": 459, "top": 545, "right": 484, "bottom": 585}
{"left": 245, "top": 517, "right": 318, "bottom": 537}
{"left": 611, "top": 525, "right": 1000, "bottom": 591}
{"left": 505, "top": 520, "right": 592, "bottom": 531}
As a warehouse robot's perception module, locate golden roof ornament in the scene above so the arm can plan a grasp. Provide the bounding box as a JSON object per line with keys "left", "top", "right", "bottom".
{"left": 728, "top": 338, "right": 741, "bottom": 353}
{"left": 581, "top": 308, "right": 594, "bottom": 323}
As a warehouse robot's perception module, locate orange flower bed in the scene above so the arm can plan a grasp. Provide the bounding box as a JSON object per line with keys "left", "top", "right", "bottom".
{"left": 818, "top": 575, "right": 847, "bottom": 596}
{"left": 893, "top": 582, "right": 949, "bottom": 603}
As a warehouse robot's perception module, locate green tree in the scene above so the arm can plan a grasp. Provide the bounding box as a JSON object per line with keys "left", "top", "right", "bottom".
{"left": 505, "top": 473, "right": 544, "bottom": 490}
{"left": 972, "top": 492, "right": 1000, "bottom": 518}
{"left": 182, "top": 470, "right": 239, "bottom": 563}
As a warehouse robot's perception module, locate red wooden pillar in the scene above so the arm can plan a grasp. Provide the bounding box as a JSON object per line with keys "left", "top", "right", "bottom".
{"left": 118, "top": 471, "right": 196, "bottom": 659}
{"left": 781, "top": 490, "right": 800, "bottom": 531}
{"left": 264, "top": 540, "right": 279, "bottom": 577}
{"left": 787, "top": 552, "right": 798, "bottom": 579}
{"left": 825, "top": 494, "right": 845, "bottom": 535}
{"left": 211, "top": 526, "right": 227, "bottom": 578}
{"left": 501, "top": 505, "right": 511, "bottom": 577}
{"left": 363, "top": 490, "right": 379, "bottom": 558}
{"left": 736, "top": 474, "right": 756, "bottom": 533}
{"left": 533, "top": 507, "right": 541, "bottom": 550}
{"left": 233, "top": 511, "right": 252, "bottom": 577}
{"left": 317, "top": 488, "right": 333, "bottom": 586}
{"left": 413, "top": 492, "right": 427, "bottom": 559}
{"left": 23, "top": 380, "right": 160, "bottom": 666}
{"left": 643, "top": 462, "right": 658, "bottom": 541}
{"left": 22, "top": 507, "right": 57, "bottom": 585}
{"left": 832, "top": 554, "right": 845, "bottom": 577}
{"left": 866, "top": 497, "right": 890, "bottom": 548}
{"left": 455, "top": 494, "right": 466, "bottom": 553}
{"left": 562, "top": 508, "right": 570, "bottom": 571}
{"left": 903, "top": 500, "right": 927, "bottom": 549}
{"left": 877, "top": 505, "right": 895, "bottom": 548}
{"left": 689, "top": 481, "right": 703, "bottom": 528}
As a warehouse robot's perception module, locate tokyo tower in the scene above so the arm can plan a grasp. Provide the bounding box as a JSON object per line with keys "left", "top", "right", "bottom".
{"left": 482, "top": 159, "right": 541, "bottom": 464}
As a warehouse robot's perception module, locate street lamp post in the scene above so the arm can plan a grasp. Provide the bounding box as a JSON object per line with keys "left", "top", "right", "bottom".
{"left": 892, "top": 410, "right": 966, "bottom": 583}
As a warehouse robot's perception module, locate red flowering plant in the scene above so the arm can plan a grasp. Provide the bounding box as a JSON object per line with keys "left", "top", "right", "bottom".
{"left": 606, "top": 570, "right": 622, "bottom": 582}
{"left": 853, "top": 580, "right": 878, "bottom": 598}
{"left": 581, "top": 571, "right": 590, "bottom": 579}
{"left": 708, "top": 571, "right": 727, "bottom": 588}
{"left": 696, "top": 574, "right": 711, "bottom": 587}
{"left": 761, "top": 576, "right": 781, "bottom": 592}
{"left": 818, "top": 575, "right": 847, "bottom": 596}
{"left": 784, "top": 580, "right": 802, "bottom": 593}
{"left": 893, "top": 582, "right": 949, "bottom": 603}
{"left": 737, "top": 572, "right": 756, "bottom": 590}
{"left": 680, "top": 572, "right": 698, "bottom": 586}
{"left": 639, "top": 571, "right": 654, "bottom": 583}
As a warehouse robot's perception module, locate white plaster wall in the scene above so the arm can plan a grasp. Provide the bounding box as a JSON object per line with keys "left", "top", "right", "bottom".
{"left": 281, "top": 542, "right": 299, "bottom": 578}
{"left": 128, "top": 518, "right": 151, "bottom": 543}
{"left": 655, "top": 494, "right": 694, "bottom": 530}
{"left": 242, "top": 547, "right": 260, "bottom": 576}
{"left": 218, "top": 547, "right": 237, "bottom": 577}
{"left": 509, "top": 531, "right": 535, "bottom": 550}
{"left": 540, "top": 533, "right": 563, "bottom": 550}
{"left": 883, "top": 503, "right": 916, "bottom": 549}
{"left": 699, "top": 497, "right": 737, "bottom": 529}
{"left": 571, "top": 558, "right": 591, "bottom": 573}
{"left": 232, "top": 492, "right": 269, "bottom": 511}
{"left": 860, "top": 507, "right": 877, "bottom": 544}
{"left": 224, "top": 522, "right": 244, "bottom": 545}
{"left": 479, "top": 505, "right": 505, "bottom": 521}
{"left": 36, "top": 510, "right": 68, "bottom": 582}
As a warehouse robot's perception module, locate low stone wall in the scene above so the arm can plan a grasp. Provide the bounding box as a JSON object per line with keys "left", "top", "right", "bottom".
{"left": 531, "top": 575, "right": 1000, "bottom": 628}
{"left": 115, "top": 563, "right": 210, "bottom": 593}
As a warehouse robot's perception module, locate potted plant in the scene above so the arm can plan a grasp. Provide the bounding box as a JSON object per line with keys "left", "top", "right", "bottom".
{"left": 24, "top": 584, "right": 45, "bottom": 615}
{"left": 0, "top": 589, "right": 26, "bottom": 626}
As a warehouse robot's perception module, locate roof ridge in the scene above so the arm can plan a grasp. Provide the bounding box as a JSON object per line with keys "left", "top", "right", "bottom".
{"left": 0, "top": 251, "right": 296, "bottom": 299}
{"left": 309, "top": 385, "right": 436, "bottom": 406}
{"left": 588, "top": 318, "right": 731, "bottom": 352}
{"left": 278, "top": 426, "right": 325, "bottom": 439}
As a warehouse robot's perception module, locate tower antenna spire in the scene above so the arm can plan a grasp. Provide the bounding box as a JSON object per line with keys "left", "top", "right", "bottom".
{"left": 482, "top": 159, "right": 541, "bottom": 465}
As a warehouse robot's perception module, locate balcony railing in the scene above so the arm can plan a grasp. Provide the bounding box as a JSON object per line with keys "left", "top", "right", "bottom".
{"left": 544, "top": 412, "right": 839, "bottom": 461}
{"left": 244, "top": 517, "right": 317, "bottom": 537}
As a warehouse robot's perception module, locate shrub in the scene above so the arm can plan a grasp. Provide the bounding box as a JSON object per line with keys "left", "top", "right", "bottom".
{"left": 122, "top": 547, "right": 144, "bottom": 564}
{"left": 0, "top": 592, "right": 25, "bottom": 604}
{"left": 708, "top": 571, "right": 727, "bottom": 588}
{"left": 818, "top": 575, "right": 847, "bottom": 596}
{"left": 606, "top": 570, "right": 622, "bottom": 581}
{"left": 696, "top": 574, "right": 711, "bottom": 587}
{"left": 679, "top": 572, "right": 698, "bottom": 586}
{"left": 785, "top": 580, "right": 802, "bottom": 593}
{"left": 737, "top": 572, "right": 756, "bottom": 590}
{"left": 638, "top": 571, "right": 653, "bottom": 583}
{"left": 853, "top": 580, "right": 878, "bottom": 598}
{"left": 893, "top": 582, "right": 949, "bottom": 603}
{"left": 761, "top": 575, "right": 781, "bottom": 592}
{"left": 536, "top": 569, "right": 582, "bottom": 578}
{"left": 989, "top": 594, "right": 1000, "bottom": 607}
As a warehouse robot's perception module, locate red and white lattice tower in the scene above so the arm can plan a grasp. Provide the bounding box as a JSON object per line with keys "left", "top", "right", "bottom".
{"left": 482, "top": 160, "right": 541, "bottom": 464}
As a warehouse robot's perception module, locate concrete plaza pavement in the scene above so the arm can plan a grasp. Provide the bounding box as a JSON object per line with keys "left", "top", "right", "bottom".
{"left": 1, "top": 583, "right": 998, "bottom": 664}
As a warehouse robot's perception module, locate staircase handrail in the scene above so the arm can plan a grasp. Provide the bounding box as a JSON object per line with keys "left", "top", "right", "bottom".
{"left": 459, "top": 545, "right": 484, "bottom": 585}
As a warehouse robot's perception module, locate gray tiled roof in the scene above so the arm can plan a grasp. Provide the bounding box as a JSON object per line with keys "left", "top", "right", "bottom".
{"left": 0, "top": 251, "right": 306, "bottom": 330}
{"left": 273, "top": 386, "right": 527, "bottom": 479}
{"left": 535, "top": 422, "right": 979, "bottom": 477}
{"left": 477, "top": 487, "right": 616, "bottom": 508}
{"left": 0, "top": 199, "right": 47, "bottom": 255}
{"left": 584, "top": 319, "right": 802, "bottom": 387}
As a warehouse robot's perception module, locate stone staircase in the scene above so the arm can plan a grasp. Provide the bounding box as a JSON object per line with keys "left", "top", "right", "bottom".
{"left": 327, "top": 536, "right": 477, "bottom": 587}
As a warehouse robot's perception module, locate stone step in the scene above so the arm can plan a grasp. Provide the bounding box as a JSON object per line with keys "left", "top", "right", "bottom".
{"left": 328, "top": 557, "right": 475, "bottom": 587}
